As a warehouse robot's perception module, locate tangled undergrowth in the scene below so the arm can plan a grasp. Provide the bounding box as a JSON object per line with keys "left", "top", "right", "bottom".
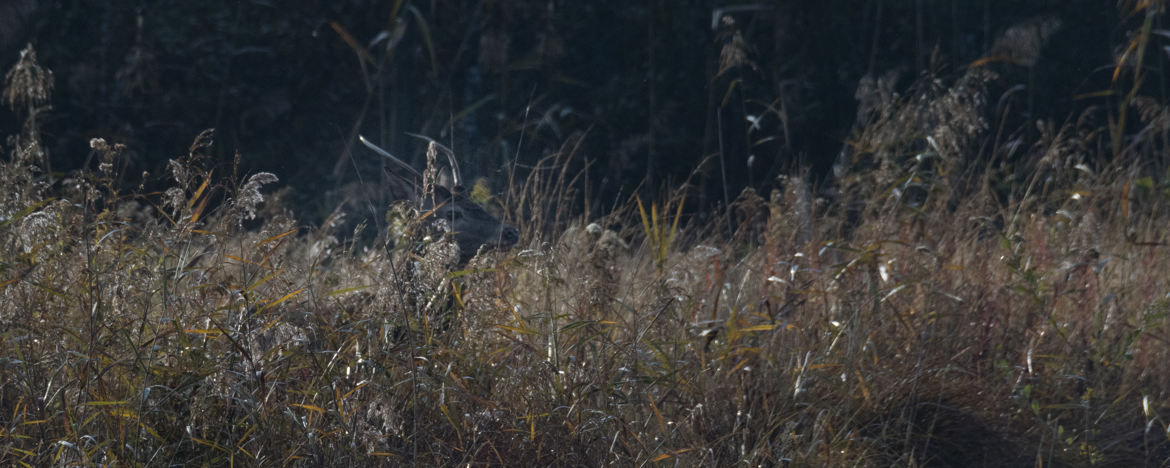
{"left": 4, "top": 41, "right": 1170, "bottom": 468}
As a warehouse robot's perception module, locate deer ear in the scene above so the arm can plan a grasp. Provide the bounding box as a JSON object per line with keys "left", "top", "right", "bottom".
{"left": 436, "top": 172, "right": 465, "bottom": 195}
{"left": 386, "top": 176, "right": 415, "bottom": 201}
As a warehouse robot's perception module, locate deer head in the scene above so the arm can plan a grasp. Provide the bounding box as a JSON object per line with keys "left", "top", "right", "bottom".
{"left": 359, "top": 135, "right": 519, "bottom": 262}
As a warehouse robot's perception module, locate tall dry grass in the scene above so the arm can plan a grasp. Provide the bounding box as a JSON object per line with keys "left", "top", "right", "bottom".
{"left": 3, "top": 31, "right": 1170, "bottom": 467}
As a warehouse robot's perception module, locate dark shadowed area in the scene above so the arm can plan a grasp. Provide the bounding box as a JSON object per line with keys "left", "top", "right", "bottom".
{"left": 0, "top": 0, "right": 1125, "bottom": 219}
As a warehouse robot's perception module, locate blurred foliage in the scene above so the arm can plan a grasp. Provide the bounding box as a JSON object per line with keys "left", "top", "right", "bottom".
{"left": 0, "top": 0, "right": 1160, "bottom": 218}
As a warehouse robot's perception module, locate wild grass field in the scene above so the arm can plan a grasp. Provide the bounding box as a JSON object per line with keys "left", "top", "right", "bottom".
{"left": 3, "top": 23, "right": 1170, "bottom": 468}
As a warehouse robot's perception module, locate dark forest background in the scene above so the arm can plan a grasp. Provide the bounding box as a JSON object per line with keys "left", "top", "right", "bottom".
{"left": 0, "top": 0, "right": 1151, "bottom": 219}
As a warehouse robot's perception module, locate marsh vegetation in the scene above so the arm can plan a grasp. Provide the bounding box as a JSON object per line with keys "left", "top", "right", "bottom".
{"left": 3, "top": 2, "right": 1170, "bottom": 466}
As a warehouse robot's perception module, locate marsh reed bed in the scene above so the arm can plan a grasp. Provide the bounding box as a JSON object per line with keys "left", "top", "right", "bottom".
{"left": 3, "top": 45, "right": 1170, "bottom": 467}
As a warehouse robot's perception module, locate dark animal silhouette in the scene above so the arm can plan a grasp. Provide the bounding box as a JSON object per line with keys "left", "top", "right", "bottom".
{"left": 359, "top": 135, "right": 519, "bottom": 262}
